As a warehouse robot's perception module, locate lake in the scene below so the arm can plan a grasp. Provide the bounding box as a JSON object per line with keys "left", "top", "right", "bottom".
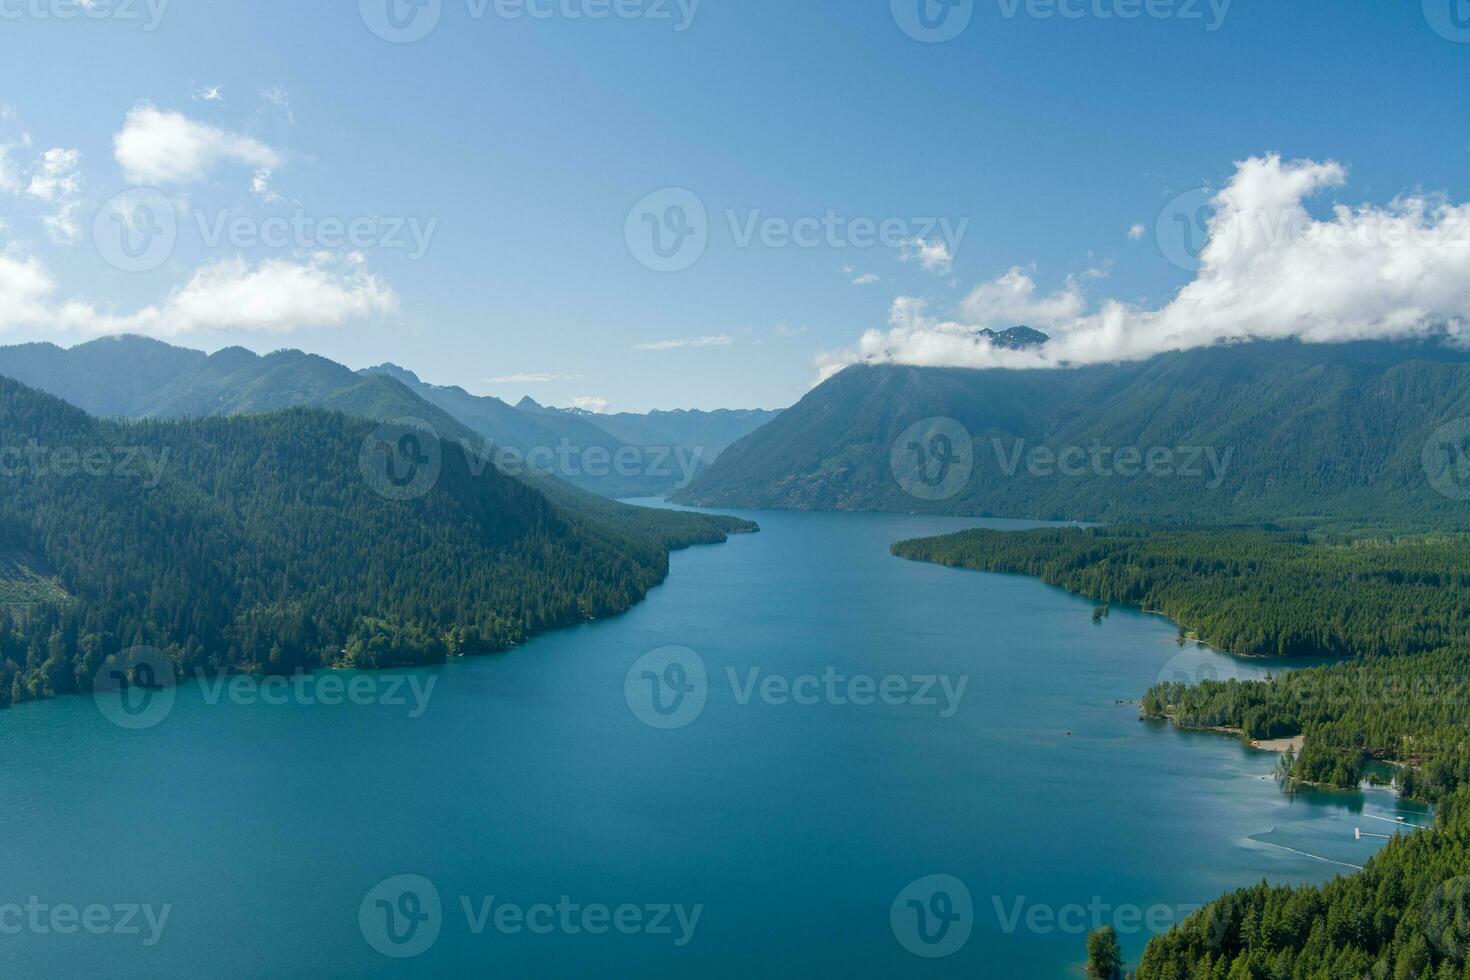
{"left": 0, "top": 507, "right": 1426, "bottom": 978}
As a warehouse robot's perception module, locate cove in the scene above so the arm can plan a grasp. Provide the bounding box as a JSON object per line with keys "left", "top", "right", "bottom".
{"left": 0, "top": 507, "right": 1424, "bottom": 978}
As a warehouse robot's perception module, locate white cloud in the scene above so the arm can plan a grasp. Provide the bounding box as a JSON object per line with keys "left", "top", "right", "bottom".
{"left": 900, "top": 238, "right": 953, "bottom": 274}
{"left": 0, "top": 250, "right": 397, "bottom": 337}
{"left": 566, "top": 396, "right": 610, "bottom": 414}
{"left": 958, "top": 265, "right": 1086, "bottom": 329}
{"left": 852, "top": 273, "right": 880, "bottom": 286}
{"left": 26, "top": 147, "right": 84, "bottom": 243}
{"left": 193, "top": 85, "right": 224, "bottom": 104}
{"left": 484, "top": 372, "right": 584, "bottom": 383}
{"left": 260, "top": 86, "right": 296, "bottom": 128}
{"left": 0, "top": 251, "right": 58, "bottom": 329}
{"left": 820, "top": 154, "right": 1470, "bottom": 379}
{"left": 1128, "top": 223, "right": 1146, "bottom": 240}
{"left": 251, "top": 168, "right": 280, "bottom": 203}
{"left": 635, "top": 335, "right": 733, "bottom": 351}
{"left": 114, "top": 103, "right": 282, "bottom": 187}
{"left": 0, "top": 104, "right": 32, "bottom": 194}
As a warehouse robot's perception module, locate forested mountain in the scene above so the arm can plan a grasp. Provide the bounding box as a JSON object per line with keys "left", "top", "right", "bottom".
{"left": 0, "top": 337, "right": 780, "bottom": 499}
{"left": 893, "top": 526, "right": 1470, "bottom": 660}
{"left": 359, "top": 364, "right": 683, "bottom": 497}
{"left": 0, "top": 336, "right": 485, "bottom": 446}
{"left": 676, "top": 339, "right": 1470, "bottom": 528}
{"left": 0, "top": 378, "right": 753, "bottom": 709}
{"left": 516, "top": 396, "right": 780, "bottom": 461}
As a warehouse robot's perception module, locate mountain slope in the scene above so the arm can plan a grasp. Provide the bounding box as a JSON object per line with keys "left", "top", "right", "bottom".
{"left": 518, "top": 397, "right": 781, "bottom": 462}
{"left": 0, "top": 335, "right": 206, "bottom": 417}
{"left": 675, "top": 340, "right": 1470, "bottom": 527}
{"left": 0, "top": 337, "right": 732, "bottom": 498}
{"left": 0, "top": 378, "right": 752, "bottom": 708}
{"left": 359, "top": 364, "right": 678, "bottom": 497}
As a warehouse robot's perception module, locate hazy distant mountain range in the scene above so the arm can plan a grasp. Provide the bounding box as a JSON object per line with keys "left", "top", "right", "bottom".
{"left": 0, "top": 336, "right": 779, "bottom": 499}
{"left": 675, "top": 339, "right": 1470, "bottom": 529}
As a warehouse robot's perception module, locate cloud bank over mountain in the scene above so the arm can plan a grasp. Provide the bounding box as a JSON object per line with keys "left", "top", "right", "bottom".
{"left": 819, "top": 154, "right": 1470, "bottom": 380}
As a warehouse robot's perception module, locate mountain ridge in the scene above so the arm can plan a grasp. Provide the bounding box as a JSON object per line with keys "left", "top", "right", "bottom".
{"left": 0, "top": 337, "right": 779, "bottom": 498}
{"left": 675, "top": 339, "right": 1470, "bottom": 528}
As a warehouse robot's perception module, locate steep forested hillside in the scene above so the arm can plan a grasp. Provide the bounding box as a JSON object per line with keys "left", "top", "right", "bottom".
{"left": 1137, "top": 787, "right": 1470, "bottom": 979}
{"left": 892, "top": 526, "right": 1470, "bottom": 659}
{"left": 678, "top": 340, "right": 1470, "bottom": 528}
{"left": 0, "top": 378, "right": 752, "bottom": 709}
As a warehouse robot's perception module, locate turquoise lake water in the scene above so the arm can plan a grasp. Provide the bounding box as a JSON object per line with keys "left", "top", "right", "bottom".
{"left": 0, "top": 507, "right": 1428, "bottom": 978}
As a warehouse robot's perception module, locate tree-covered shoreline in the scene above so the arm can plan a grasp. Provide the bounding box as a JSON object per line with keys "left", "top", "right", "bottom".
{"left": 0, "top": 378, "right": 755, "bottom": 710}
{"left": 894, "top": 522, "right": 1470, "bottom": 974}
{"left": 892, "top": 525, "right": 1470, "bottom": 802}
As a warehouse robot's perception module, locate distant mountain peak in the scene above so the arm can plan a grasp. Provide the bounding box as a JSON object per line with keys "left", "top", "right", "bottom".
{"left": 977, "top": 326, "right": 1050, "bottom": 350}
{"left": 364, "top": 362, "right": 422, "bottom": 385}
{"left": 515, "top": 396, "right": 545, "bottom": 411}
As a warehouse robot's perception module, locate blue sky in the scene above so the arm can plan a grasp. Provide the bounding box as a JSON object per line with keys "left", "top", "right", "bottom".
{"left": 0, "top": 0, "right": 1467, "bottom": 410}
